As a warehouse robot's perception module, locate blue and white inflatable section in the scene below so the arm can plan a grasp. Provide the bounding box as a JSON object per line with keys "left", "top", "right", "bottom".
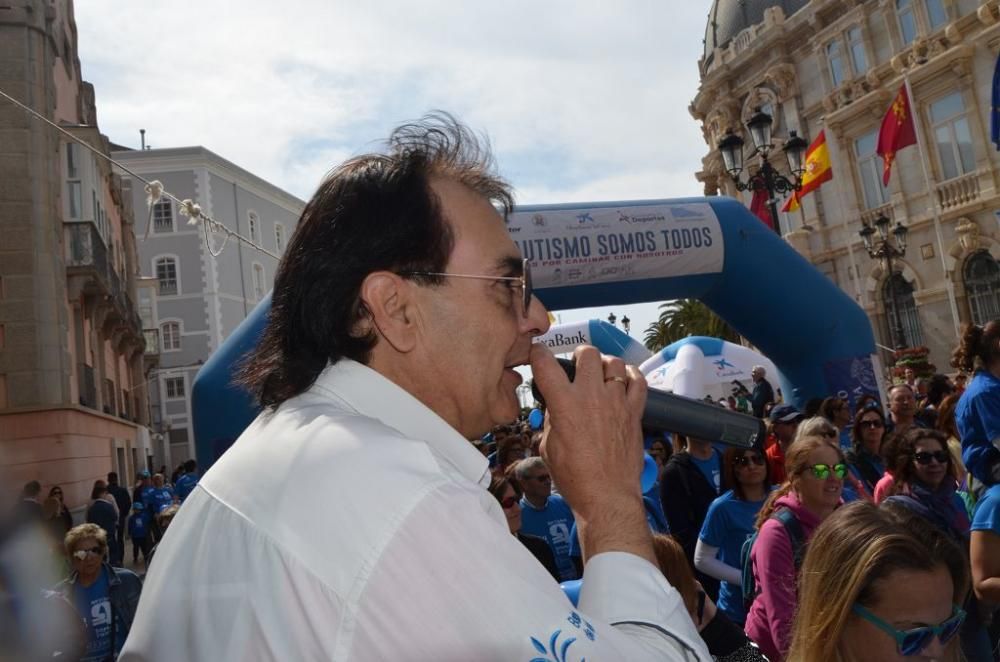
{"left": 536, "top": 319, "right": 651, "bottom": 366}
{"left": 639, "top": 336, "right": 780, "bottom": 402}
{"left": 191, "top": 196, "right": 879, "bottom": 471}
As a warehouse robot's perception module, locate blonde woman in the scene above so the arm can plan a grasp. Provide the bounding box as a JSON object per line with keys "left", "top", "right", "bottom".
{"left": 795, "top": 417, "right": 869, "bottom": 502}
{"left": 788, "top": 501, "right": 967, "bottom": 661}
{"left": 744, "top": 436, "right": 845, "bottom": 662}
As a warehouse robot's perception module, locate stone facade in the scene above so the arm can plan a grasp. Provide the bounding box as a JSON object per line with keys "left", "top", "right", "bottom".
{"left": 691, "top": 0, "right": 1000, "bottom": 374}
{"left": 0, "top": 1, "right": 152, "bottom": 511}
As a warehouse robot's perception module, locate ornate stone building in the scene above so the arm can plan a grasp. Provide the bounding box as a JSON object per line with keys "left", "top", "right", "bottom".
{"left": 0, "top": 1, "right": 153, "bottom": 511}
{"left": 691, "top": 0, "right": 1000, "bottom": 374}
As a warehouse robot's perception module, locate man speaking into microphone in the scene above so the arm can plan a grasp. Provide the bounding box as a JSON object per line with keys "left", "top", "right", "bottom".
{"left": 120, "top": 114, "right": 708, "bottom": 661}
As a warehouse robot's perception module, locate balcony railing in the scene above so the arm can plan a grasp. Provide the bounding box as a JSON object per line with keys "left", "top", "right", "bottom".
{"left": 936, "top": 170, "right": 982, "bottom": 213}
{"left": 66, "top": 222, "right": 143, "bottom": 333}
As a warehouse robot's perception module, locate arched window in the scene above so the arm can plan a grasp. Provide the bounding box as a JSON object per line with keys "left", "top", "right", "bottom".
{"left": 964, "top": 251, "right": 1000, "bottom": 326}
{"left": 161, "top": 321, "right": 181, "bottom": 352}
{"left": 883, "top": 273, "right": 923, "bottom": 347}
{"left": 155, "top": 257, "right": 178, "bottom": 296}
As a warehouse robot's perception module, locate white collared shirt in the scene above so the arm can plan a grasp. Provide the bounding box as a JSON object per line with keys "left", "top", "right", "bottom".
{"left": 120, "top": 360, "right": 708, "bottom": 661}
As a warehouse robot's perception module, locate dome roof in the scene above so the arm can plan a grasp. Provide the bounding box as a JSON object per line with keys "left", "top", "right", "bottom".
{"left": 704, "top": 0, "right": 810, "bottom": 64}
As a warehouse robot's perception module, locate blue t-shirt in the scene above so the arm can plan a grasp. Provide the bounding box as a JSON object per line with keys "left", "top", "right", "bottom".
{"left": 698, "top": 490, "right": 766, "bottom": 625}
{"left": 956, "top": 370, "right": 1000, "bottom": 484}
{"left": 972, "top": 484, "right": 1000, "bottom": 535}
{"left": 175, "top": 472, "right": 199, "bottom": 502}
{"left": 146, "top": 486, "right": 174, "bottom": 514}
{"left": 692, "top": 452, "right": 722, "bottom": 494}
{"left": 520, "top": 494, "right": 577, "bottom": 581}
{"left": 73, "top": 567, "right": 124, "bottom": 661}
{"left": 128, "top": 511, "right": 150, "bottom": 539}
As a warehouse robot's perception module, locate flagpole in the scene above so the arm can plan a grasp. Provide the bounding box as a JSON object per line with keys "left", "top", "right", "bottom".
{"left": 822, "top": 121, "right": 866, "bottom": 306}
{"left": 902, "top": 72, "right": 962, "bottom": 339}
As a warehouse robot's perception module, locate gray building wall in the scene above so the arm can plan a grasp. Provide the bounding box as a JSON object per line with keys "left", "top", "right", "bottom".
{"left": 114, "top": 147, "right": 303, "bottom": 464}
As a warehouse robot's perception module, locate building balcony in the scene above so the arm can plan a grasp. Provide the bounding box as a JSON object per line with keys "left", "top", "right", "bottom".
{"left": 65, "top": 221, "right": 143, "bottom": 335}
{"left": 935, "top": 169, "right": 984, "bottom": 214}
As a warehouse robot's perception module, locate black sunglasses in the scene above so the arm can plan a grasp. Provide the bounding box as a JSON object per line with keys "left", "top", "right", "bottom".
{"left": 859, "top": 419, "right": 884, "bottom": 429}
{"left": 914, "top": 451, "right": 950, "bottom": 465}
{"left": 403, "top": 258, "right": 533, "bottom": 316}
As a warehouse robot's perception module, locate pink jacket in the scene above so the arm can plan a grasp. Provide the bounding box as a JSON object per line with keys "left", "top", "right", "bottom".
{"left": 873, "top": 472, "right": 895, "bottom": 504}
{"left": 744, "top": 492, "right": 823, "bottom": 662}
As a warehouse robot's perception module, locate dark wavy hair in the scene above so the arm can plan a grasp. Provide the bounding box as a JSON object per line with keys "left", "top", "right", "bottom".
{"left": 951, "top": 320, "right": 1000, "bottom": 373}
{"left": 238, "top": 112, "right": 514, "bottom": 408}
{"left": 722, "top": 446, "right": 771, "bottom": 501}
{"left": 888, "top": 428, "right": 958, "bottom": 495}
{"left": 850, "top": 405, "right": 886, "bottom": 453}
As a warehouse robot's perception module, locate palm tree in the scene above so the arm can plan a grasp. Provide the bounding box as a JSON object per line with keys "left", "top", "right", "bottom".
{"left": 643, "top": 299, "right": 740, "bottom": 352}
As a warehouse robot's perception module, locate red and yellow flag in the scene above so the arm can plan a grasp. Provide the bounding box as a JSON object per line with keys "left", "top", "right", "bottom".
{"left": 877, "top": 84, "right": 917, "bottom": 186}
{"left": 781, "top": 130, "right": 833, "bottom": 212}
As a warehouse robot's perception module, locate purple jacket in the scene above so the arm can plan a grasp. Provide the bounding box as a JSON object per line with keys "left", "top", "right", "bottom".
{"left": 743, "top": 492, "right": 823, "bottom": 662}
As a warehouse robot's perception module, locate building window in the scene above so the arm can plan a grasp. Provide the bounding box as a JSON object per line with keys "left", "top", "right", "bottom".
{"left": 165, "top": 376, "right": 185, "bottom": 399}
{"left": 252, "top": 263, "right": 266, "bottom": 301}
{"left": 275, "top": 223, "right": 285, "bottom": 252}
{"left": 248, "top": 211, "right": 259, "bottom": 244}
{"left": 929, "top": 92, "right": 975, "bottom": 180}
{"left": 884, "top": 273, "right": 923, "bottom": 347}
{"left": 855, "top": 130, "right": 890, "bottom": 210}
{"left": 66, "top": 143, "right": 82, "bottom": 220}
{"left": 847, "top": 27, "right": 867, "bottom": 75}
{"left": 897, "top": 0, "right": 917, "bottom": 45}
{"left": 161, "top": 321, "right": 181, "bottom": 351}
{"left": 153, "top": 199, "right": 173, "bottom": 233}
{"left": 926, "top": 0, "right": 947, "bottom": 30}
{"left": 826, "top": 41, "right": 845, "bottom": 87}
{"left": 155, "top": 257, "right": 178, "bottom": 296}
{"left": 964, "top": 251, "right": 1000, "bottom": 326}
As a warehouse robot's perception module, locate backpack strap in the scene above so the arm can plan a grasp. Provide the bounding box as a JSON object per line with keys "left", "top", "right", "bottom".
{"left": 773, "top": 508, "right": 806, "bottom": 569}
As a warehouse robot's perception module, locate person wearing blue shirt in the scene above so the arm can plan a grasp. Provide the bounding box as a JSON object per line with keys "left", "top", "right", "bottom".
{"left": 953, "top": 321, "right": 1000, "bottom": 486}
{"left": 694, "top": 447, "right": 771, "bottom": 625}
{"left": 174, "top": 459, "right": 200, "bottom": 502}
{"left": 127, "top": 502, "right": 153, "bottom": 566}
{"left": 144, "top": 474, "right": 175, "bottom": 515}
{"left": 46, "top": 523, "right": 142, "bottom": 662}
{"left": 515, "top": 457, "right": 578, "bottom": 581}
{"left": 970, "top": 483, "right": 1000, "bottom": 611}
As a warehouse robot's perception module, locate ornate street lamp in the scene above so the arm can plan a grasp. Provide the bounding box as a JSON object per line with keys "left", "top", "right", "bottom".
{"left": 859, "top": 214, "right": 909, "bottom": 350}
{"left": 607, "top": 312, "right": 617, "bottom": 327}
{"left": 717, "top": 107, "right": 808, "bottom": 236}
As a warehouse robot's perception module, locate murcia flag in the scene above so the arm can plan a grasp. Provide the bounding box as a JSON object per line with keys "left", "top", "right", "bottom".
{"left": 781, "top": 130, "right": 833, "bottom": 213}
{"left": 877, "top": 84, "right": 917, "bottom": 185}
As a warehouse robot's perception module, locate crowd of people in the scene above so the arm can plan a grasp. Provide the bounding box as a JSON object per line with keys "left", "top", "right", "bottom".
{"left": 478, "top": 331, "right": 1000, "bottom": 660}
{"left": 10, "top": 459, "right": 200, "bottom": 660}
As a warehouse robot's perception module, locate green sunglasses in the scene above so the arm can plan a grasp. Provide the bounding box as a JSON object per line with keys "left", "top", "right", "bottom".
{"left": 852, "top": 603, "right": 965, "bottom": 656}
{"left": 807, "top": 462, "right": 847, "bottom": 479}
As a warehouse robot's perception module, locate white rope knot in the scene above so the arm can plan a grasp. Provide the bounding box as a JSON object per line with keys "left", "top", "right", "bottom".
{"left": 179, "top": 199, "right": 203, "bottom": 225}
{"left": 144, "top": 180, "right": 164, "bottom": 206}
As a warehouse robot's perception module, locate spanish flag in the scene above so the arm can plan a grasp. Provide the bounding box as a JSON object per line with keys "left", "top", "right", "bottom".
{"left": 877, "top": 84, "right": 917, "bottom": 185}
{"left": 781, "top": 130, "right": 833, "bottom": 212}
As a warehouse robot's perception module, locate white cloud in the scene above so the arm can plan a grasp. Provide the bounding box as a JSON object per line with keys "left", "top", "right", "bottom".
{"left": 74, "top": 1, "right": 712, "bottom": 202}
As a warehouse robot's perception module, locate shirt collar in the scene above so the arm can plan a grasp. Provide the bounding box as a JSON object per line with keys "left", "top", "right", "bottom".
{"left": 310, "top": 359, "right": 490, "bottom": 487}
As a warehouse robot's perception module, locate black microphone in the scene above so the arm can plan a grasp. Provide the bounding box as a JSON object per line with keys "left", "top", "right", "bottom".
{"left": 531, "top": 358, "right": 765, "bottom": 449}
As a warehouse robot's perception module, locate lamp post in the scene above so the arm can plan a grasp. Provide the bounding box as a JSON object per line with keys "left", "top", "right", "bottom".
{"left": 717, "top": 107, "right": 808, "bottom": 236}
{"left": 607, "top": 312, "right": 617, "bottom": 327}
{"left": 621, "top": 315, "right": 631, "bottom": 335}
{"left": 859, "top": 213, "right": 909, "bottom": 350}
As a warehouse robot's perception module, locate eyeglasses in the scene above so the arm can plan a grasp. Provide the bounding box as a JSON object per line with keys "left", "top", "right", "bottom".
{"left": 734, "top": 454, "right": 765, "bottom": 468}
{"left": 499, "top": 496, "right": 519, "bottom": 509}
{"left": 914, "top": 451, "right": 950, "bottom": 465}
{"left": 403, "top": 258, "right": 533, "bottom": 316}
{"left": 852, "top": 603, "right": 965, "bottom": 656}
{"left": 860, "top": 419, "right": 884, "bottom": 429}
{"left": 807, "top": 463, "right": 847, "bottom": 480}
{"left": 72, "top": 546, "right": 104, "bottom": 561}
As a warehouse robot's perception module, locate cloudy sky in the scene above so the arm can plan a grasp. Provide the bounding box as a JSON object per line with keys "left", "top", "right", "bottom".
{"left": 74, "top": 1, "right": 714, "bottom": 339}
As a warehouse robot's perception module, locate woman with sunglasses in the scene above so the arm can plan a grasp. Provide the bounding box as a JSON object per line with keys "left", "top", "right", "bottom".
{"left": 846, "top": 407, "right": 887, "bottom": 498}
{"left": 884, "top": 429, "right": 993, "bottom": 659}
{"left": 48, "top": 485, "right": 74, "bottom": 534}
{"left": 694, "top": 447, "right": 771, "bottom": 626}
{"left": 46, "top": 523, "right": 143, "bottom": 661}
{"left": 796, "top": 417, "right": 869, "bottom": 502}
{"left": 487, "top": 475, "right": 559, "bottom": 581}
{"left": 788, "top": 500, "right": 968, "bottom": 661}
{"left": 744, "top": 436, "right": 845, "bottom": 661}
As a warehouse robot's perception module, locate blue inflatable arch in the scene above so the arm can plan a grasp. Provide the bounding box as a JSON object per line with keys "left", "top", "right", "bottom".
{"left": 191, "top": 197, "right": 878, "bottom": 470}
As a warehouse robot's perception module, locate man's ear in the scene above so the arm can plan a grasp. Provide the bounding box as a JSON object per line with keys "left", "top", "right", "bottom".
{"left": 359, "top": 271, "right": 418, "bottom": 354}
